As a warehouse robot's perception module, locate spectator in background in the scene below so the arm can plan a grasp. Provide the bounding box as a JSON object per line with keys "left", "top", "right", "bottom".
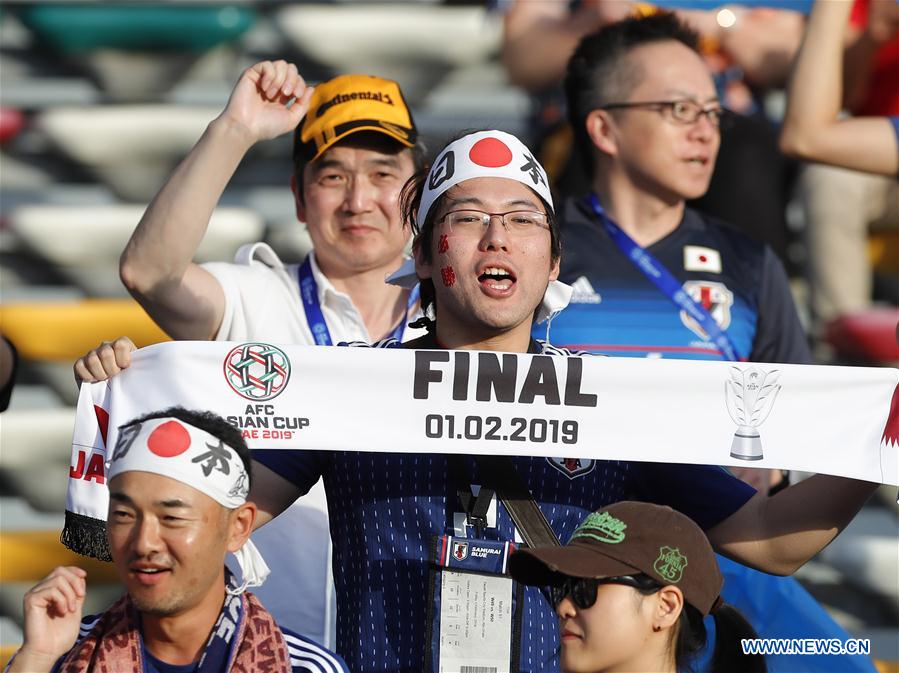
{"left": 7, "top": 407, "right": 347, "bottom": 673}
{"left": 780, "top": 0, "right": 898, "bottom": 333}
{"left": 538, "top": 14, "right": 876, "bottom": 672}
{"left": 501, "top": 0, "right": 805, "bottom": 260}
{"left": 546, "top": 13, "right": 809, "bottom": 379}
{"left": 119, "top": 61, "right": 422, "bottom": 347}
{"left": 782, "top": 0, "right": 899, "bottom": 175}
{"left": 538, "top": 11, "right": 806, "bottom": 496}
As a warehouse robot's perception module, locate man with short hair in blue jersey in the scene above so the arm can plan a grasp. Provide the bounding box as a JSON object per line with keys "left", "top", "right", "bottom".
{"left": 545, "top": 15, "right": 878, "bottom": 673}
{"left": 248, "top": 130, "right": 879, "bottom": 673}
{"left": 548, "top": 12, "right": 809, "bottom": 368}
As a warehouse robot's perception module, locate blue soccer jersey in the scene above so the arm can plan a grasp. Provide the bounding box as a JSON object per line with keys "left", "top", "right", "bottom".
{"left": 254, "top": 334, "right": 756, "bottom": 673}
{"left": 542, "top": 197, "right": 811, "bottom": 363}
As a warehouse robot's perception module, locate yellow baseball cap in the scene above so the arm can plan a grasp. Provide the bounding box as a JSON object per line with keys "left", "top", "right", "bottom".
{"left": 296, "top": 74, "right": 417, "bottom": 162}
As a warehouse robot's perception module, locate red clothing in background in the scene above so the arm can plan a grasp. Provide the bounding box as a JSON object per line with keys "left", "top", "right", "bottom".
{"left": 850, "top": 0, "right": 899, "bottom": 115}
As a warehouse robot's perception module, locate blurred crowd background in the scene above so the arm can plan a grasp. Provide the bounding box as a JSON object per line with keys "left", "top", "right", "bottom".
{"left": 0, "top": 0, "right": 896, "bottom": 670}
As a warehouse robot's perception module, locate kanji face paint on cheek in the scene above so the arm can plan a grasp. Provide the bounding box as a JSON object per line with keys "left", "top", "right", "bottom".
{"left": 438, "top": 234, "right": 449, "bottom": 254}
{"left": 440, "top": 266, "right": 456, "bottom": 287}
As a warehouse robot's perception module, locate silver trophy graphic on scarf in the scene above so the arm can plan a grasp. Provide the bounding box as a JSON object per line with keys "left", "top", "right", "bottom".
{"left": 725, "top": 366, "right": 781, "bottom": 461}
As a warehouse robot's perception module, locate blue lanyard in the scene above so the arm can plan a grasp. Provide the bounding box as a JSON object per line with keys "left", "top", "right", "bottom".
{"left": 586, "top": 194, "right": 744, "bottom": 362}
{"left": 298, "top": 256, "right": 420, "bottom": 345}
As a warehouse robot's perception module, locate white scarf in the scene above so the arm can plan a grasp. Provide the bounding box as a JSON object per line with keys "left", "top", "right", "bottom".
{"left": 65, "top": 341, "right": 899, "bottom": 558}
{"left": 102, "top": 415, "right": 269, "bottom": 592}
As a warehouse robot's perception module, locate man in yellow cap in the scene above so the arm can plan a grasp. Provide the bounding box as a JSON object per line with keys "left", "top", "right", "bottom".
{"left": 120, "top": 60, "right": 422, "bottom": 346}
{"left": 113, "top": 60, "right": 424, "bottom": 647}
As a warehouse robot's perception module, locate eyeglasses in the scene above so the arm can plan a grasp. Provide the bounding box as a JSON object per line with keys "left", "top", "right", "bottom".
{"left": 439, "top": 210, "right": 550, "bottom": 236}
{"left": 600, "top": 99, "right": 730, "bottom": 127}
{"left": 546, "top": 574, "right": 662, "bottom": 610}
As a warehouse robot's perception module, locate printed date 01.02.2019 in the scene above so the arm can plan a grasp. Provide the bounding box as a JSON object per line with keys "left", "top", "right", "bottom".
{"left": 424, "top": 414, "right": 578, "bottom": 444}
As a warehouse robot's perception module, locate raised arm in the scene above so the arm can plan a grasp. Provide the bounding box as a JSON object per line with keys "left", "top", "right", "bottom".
{"left": 119, "top": 61, "right": 313, "bottom": 340}
{"left": 780, "top": 0, "right": 899, "bottom": 175}
{"left": 707, "top": 474, "right": 878, "bottom": 575}
{"left": 501, "top": 0, "right": 632, "bottom": 92}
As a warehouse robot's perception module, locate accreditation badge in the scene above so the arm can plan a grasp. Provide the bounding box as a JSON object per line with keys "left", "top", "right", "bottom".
{"left": 426, "top": 536, "right": 521, "bottom": 673}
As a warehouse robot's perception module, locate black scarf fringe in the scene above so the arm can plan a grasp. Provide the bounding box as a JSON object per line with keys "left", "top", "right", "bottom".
{"left": 61, "top": 510, "right": 112, "bottom": 561}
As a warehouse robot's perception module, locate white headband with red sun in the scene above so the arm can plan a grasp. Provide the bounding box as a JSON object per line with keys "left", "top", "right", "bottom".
{"left": 107, "top": 417, "right": 250, "bottom": 509}
{"left": 416, "top": 130, "right": 554, "bottom": 230}
{"left": 107, "top": 417, "right": 269, "bottom": 593}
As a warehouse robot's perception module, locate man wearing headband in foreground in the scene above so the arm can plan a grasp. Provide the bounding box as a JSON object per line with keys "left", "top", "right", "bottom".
{"left": 246, "top": 130, "right": 877, "bottom": 673}
{"left": 7, "top": 408, "right": 347, "bottom": 673}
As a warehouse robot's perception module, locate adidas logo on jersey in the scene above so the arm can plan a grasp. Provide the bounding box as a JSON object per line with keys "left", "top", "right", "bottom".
{"left": 570, "top": 276, "right": 601, "bottom": 304}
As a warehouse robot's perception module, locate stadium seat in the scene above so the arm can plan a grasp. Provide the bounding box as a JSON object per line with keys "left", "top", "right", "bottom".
{"left": 421, "top": 62, "right": 530, "bottom": 136}
{"left": 0, "top": 299, "right": 169, "bottom": 362}
{"left": 0, "top": 532, "right": 118, "bottom": 584}
{"left": 18, "top": 4, "right": 256, "bottom": 53}
{"left": 875, "top": 656, "right": 899, "bottom": 673}
{"left": 819, "top": 507, "right": 899, "bottom": 612}
{"left": 823, "top": 307, "right": 899, "bottom": 364}
{"left": 0, "top": 646, "right": 17, "bottom": 672}
{"left": 0, "top": 409, "right": 75, "bottom": 468}
{"left": 869, "top": 229, "right": 899, "bottom": 274}
{"left": 36, "top": 107, "right": 221, "bottom": 201}
{"left": 275, "top": 5, "right": 501, "bottom": 105}
{"left": 10, "top": 204, "right": 263, "bottom": 295}
{"left": 0, "top": 107, "right": 24, "bottom": 145}
{"left": 17, "top": 4, "right": 257, "bottom": 101}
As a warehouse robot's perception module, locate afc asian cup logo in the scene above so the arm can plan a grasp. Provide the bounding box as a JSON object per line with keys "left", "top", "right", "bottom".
{"left": 223, "top": 343, "right": 291, "bottom": 401}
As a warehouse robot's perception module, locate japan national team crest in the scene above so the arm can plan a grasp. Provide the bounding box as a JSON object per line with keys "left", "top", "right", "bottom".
{"left": 223, "top": 343, "right": 291, "bottom": 401}
{"left": 547, "top": 457, "right": 596, "bottom": 479}
{"left": 679, "top": 281, "right": 733, "bottom": 339}
{"left": 452, "top": 540, "right": 469, "bottom": 561}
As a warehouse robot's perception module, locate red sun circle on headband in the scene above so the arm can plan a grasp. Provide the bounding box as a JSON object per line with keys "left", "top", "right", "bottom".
{"left": 469, "top": 138, "right": 513, "bottom": 168}
{"left": 147, "top": 421, "right": 191, "bottom": 458}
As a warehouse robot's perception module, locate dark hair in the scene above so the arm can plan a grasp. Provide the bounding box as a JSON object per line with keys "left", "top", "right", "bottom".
{"left": 676, "top": 603, "right": 766, "bottom": 673}
{"left": 291, "top": 129, "right": 427, "bottom": 200}
{"left": 120, "top": 406, "right": 253, "bottom": 491}
{"left": 628, "top": 580, "right": 766, "bottom": 673}
{"left": 565, "top": 12, "right": 701, "bottom": 175}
